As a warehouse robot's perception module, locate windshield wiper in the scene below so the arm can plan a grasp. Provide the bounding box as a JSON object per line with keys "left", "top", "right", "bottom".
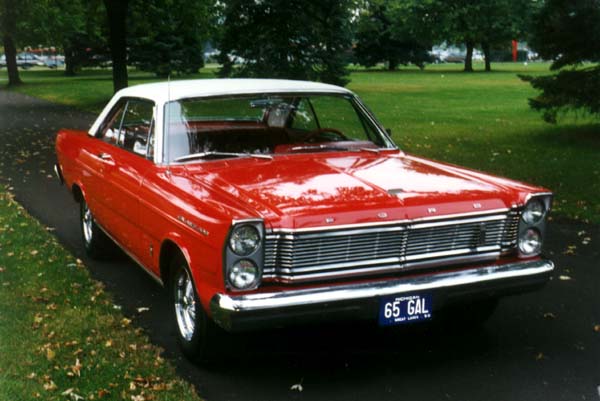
{"left": 174, "top": 152, "right": 273, "bottom": 162}
{"left": 289, "top": 144, "right": 349, "bottom": 153}
{"left": 359, "top": 147, "right": 381, "bottom": 153}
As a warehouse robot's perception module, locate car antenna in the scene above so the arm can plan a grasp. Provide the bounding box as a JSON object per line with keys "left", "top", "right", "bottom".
{"left": 165, "top": 74, "right": 171, "bottom": 176}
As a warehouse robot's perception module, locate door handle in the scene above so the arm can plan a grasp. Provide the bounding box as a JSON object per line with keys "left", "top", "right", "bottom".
{"left": 97, "top": 152, "right": 113, "bottom": 161}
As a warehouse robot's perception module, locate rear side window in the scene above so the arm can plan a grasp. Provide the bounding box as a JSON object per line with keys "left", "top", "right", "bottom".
{"left": 99, "top": 98, "right": 155, "bottom": 158}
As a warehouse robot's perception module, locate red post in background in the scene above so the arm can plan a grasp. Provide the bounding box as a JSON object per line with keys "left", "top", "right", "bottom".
{"left": 512, "top": 40, "right": 518, "bottom": 62}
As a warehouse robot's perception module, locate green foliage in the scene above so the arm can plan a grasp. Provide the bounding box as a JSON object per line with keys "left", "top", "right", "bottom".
{"left": 522, "top": 0, "right": 600, "bottom": 122}
{"left": 128, "top": 0, "right": 213, "bottom": 77}
{"left": 217, "top": 0, "right": 354, "bottom": 86}
{"left": 528, "top": 0, "right": 600, "bottom": 70}
{"left": 354, "top": 0, "right": 433, "bottom": 70}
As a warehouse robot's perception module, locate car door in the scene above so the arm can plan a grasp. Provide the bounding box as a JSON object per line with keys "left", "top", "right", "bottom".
{"left": 106, "top": 99, "right": 156, "bottom": 259}
{"left": 80, "top": 99, "right": 127, "bottom": 235}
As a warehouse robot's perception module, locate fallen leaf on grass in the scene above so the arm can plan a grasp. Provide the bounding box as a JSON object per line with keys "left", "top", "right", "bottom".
{"left": 558, "top": 275, "right": 572, "bottom": 281}
{"left": 61, "top": 388, "right": 84, "bottom": 401}
{"left": 543, "top": 312, "right": 556, "bottom": 319}
{"left": 46, "top": 348, "right": 55, "bottom": 361}
{"left": 535, "top": 352, "right": 545, "bottom": 361}
{"left": 593, "top": 325, "right": 600, "bottom": 333}
{"left": 43, "top": 380, "right": 57, "bottom": 391}
{"left": 105, "top": 340, "right": 112, "bottom": 348}
{"left": 136, "top": 307, "right": 150, "bottom": 313}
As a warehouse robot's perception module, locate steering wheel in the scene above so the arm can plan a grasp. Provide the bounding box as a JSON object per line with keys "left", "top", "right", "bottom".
{"left": 302, "top": 127, "right": 348, "bottom": 143}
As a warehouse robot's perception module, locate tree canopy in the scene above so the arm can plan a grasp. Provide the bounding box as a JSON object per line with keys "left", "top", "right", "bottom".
{"left": 354, "top": 0, "right": 434, "bottom": 70}
{"left": 129, "top": 0, "right": 213, "bottom": 77}
{"left": 217, "top": 0, "right": 354, "bottom": 86}
{"left": 521, "top": 0, "right": 600, "bottom": 122}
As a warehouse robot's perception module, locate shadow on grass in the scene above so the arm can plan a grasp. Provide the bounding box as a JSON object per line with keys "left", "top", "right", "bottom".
{"left": 530, "top": 123, "right": 600, "bottom": 150}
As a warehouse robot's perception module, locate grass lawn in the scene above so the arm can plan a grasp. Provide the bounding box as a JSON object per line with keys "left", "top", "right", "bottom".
{"left": 2, "top": 63, "right": 598, "bottom": 223}
{"left": 0, "top": 189, "right": 202, "bottom": 400}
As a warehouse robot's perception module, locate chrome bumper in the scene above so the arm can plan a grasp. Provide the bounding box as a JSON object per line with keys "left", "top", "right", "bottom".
{"left": 210, "top": 259, "right": 554, "bottom": 331}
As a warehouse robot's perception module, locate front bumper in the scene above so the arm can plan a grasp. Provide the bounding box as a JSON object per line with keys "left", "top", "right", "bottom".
{"left": 210, "top": 259, "right": 554, "bottom": 331}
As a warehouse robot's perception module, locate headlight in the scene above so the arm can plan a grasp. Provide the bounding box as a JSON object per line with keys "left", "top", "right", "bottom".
{"left": 522, "top": 199, "right": 545, "bottom": 224}
{"left": 519, "top": 228, "right": 542, "bottom": 255}
{"left": 229, "top": 224, "right": 260, "bottom": 256}
{"left": 228, "top": 259, "right": 260, "bottom": 289}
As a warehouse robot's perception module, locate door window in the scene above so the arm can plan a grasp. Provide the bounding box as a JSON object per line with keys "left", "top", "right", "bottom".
{"left": 99, "top": 98, "right": 155, "bottom": 158}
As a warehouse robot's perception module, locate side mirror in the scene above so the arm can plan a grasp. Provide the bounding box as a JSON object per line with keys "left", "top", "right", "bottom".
{"left": 385, "top": 128, "right": 392, "bottom": 136}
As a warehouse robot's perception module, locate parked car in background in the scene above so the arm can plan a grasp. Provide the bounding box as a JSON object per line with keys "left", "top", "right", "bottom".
{"left": 44, "top": 56, "right": 65, "bottom": 69}
{"left": 55, "top": 79, "right": 554, "bottom": 362}
{"left": 0, "top": 52, "right": 45, "bottom": 69}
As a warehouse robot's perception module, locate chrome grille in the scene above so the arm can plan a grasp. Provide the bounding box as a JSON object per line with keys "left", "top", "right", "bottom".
{"left": 263, "top": 210, "right": 520, "bottom": 283}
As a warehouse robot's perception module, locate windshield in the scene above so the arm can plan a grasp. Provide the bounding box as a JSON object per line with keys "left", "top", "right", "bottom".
{"left": 163, "top": 94, "right": 395, "bottom": 162}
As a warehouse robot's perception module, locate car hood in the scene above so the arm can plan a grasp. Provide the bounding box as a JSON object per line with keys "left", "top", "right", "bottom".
{"left": 182, "top": 151, "right": 539, "bottom": 229}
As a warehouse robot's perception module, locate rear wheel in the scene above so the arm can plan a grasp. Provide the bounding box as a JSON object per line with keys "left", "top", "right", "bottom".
{"left": 80, "top": 199, "right": 114, "bottom": 259}
{"left": 170, "top": 254, "right": 222, "bottom": 363}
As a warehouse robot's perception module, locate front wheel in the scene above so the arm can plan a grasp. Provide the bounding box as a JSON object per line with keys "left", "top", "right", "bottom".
{"left": 80, "top": 199, "right": 114, "bottom": 259}
{"left": 170, "top": 255, "right": 222, "bottom": 363}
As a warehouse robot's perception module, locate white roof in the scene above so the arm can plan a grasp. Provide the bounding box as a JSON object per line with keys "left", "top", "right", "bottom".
{"left": 114, "top": 78, "right": 353, "bottom": 103}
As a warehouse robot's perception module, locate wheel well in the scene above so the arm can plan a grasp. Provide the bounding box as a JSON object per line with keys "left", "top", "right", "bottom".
{"left": 159, "top": 240, "right": 184, "bottom": 286}
{"left": 72, "top": 184, "right": 83, "bottom": 203}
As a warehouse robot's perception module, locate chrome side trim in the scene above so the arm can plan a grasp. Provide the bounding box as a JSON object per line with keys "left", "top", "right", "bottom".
{"left": 270, "top": 208, "right": 511, "bottom": 233}
{"left": 212, "top": 259, "right": 554, "bottom": 313}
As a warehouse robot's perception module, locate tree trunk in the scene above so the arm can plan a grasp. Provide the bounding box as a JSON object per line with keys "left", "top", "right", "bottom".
{"left": 64, "top": 45, "right": 77, "bottom": 76}
{"left": 464, "top": 41, "right": 474, "bottom": 72}
{"left": 388, "top": 59, "right": 398, "bottom": 71}
{"left": 482, "top": 42, "right": 491, "bottom": 72}
{"left": 1, "top": 0, "right": 22, "bottom": 86}
{"left": 3, "top": 34, "right": 22, "bottom": 86}
{"left": 103, "top": 0, "right": 129, "bottom": 92}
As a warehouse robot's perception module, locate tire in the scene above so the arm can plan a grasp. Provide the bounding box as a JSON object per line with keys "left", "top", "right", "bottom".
{"left": 170, "top": 254, "right": 222, "bottom": 363}
{"left": 80, "top": 199, "right": 114, "bottom": 259}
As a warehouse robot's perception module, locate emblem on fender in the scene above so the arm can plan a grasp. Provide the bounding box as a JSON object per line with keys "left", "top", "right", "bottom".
{"left": 377, "top": 212, "right": 388, "bottom": 219}
{"left": 427, "top": 207, "right": 437, "bottom": 214}
{"left": 325, "top": 217, "right": 335, "bottom": 223}
{"left": 473, "top": 203, "right": 483, "bottom": 209}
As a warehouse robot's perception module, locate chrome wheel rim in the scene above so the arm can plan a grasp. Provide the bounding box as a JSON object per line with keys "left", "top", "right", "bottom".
{"left": 82, "top": 203, "right": 93, "bottom": 245}
{"left": 174, "top": 267, "right": 196, "bottom": 341}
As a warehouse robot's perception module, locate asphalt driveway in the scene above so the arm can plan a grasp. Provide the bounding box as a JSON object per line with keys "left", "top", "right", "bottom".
{"left": 0, "top": 89, "right": 598, "bottom": 401}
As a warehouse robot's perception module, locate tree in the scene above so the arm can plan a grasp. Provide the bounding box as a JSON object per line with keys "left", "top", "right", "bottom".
{"left": 217, "top": 0, "right": 354, "bottom": 86}
{"left": 103, "top": 0, "right": 128, "bottom": 92}
{"left": 129, "top": 0, "right": 212, "bottom": 77}
{"left": 433, "top": 0, "right": 523, "bottom": 72}
{"left": 0, "top": 0, "right": 27, "bottom": 85}
{"left": 354, "top": 0, "right": 433, "bottom": 70}
{"left": 521, "top": 0, "right": 600, "bottom": 123}
{"left": 31, "top": 0, "right": 108, "bottom": 76}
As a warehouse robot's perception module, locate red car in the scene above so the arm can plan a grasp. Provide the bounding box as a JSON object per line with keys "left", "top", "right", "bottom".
{"left": 55, "top": 79, "right": 554, "bottom": 361}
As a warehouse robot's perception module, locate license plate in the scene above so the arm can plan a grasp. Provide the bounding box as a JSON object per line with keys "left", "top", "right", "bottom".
{"left": 378, "top": 294, "right": 432, "bottom": 326}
